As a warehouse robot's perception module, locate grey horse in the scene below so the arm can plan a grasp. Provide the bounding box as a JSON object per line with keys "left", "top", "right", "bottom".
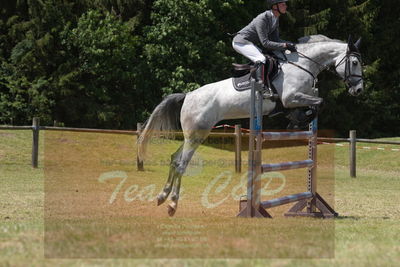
{"left": 138, "top": 35, "right": 363, "bottom": 216}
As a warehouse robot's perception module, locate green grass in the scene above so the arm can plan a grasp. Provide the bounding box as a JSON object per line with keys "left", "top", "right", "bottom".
{"left": 0, "top": 130, "right": 399, "bottom": 266}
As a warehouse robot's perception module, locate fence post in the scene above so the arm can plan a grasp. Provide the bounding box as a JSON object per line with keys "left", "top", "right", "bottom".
{"left": 137, "top": 123, "right": 144, "bottom": 171}
{"left": 235, "top": 124, "right": 242, "bottom": 173}
{"left": 32, "top": 117, "right": 40, "bottom": 168}
{"left": 350, "top": 130, "right": 357, "bottom": 178}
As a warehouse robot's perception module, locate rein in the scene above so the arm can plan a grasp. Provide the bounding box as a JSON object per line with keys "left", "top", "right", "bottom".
{"left": 278, "top": 49, "right": 362, "bottom": 88}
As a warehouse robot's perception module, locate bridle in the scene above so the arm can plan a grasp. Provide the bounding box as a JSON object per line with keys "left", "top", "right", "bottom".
{"left": 334, "top": 51, "right": 363, "bottom": 88}
{"left": 281, "top": 48, "right": 363, "bottom": 89}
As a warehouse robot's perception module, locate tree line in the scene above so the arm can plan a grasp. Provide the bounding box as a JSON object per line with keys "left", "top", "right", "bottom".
{"left": 0, "top": 0, "right": 398, "bottom": 137}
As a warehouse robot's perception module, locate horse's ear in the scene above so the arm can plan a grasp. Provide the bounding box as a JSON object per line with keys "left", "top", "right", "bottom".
{"left": 347, "top": 35, "right": 358, "bottom": 52}
{"left": 354, "top": 37, "right": 362, "bottom": 51}
{"left": 347, "top": 35, "right": 353, "bottom": 45}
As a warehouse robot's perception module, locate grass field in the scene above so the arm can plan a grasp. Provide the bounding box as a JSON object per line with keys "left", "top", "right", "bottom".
{"left": 0, "top": 129, "right": 399, "bottom": 266}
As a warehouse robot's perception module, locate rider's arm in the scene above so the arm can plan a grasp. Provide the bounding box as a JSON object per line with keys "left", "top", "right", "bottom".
{"left": 255, "top": 15, "right": 287, "bottom": 51}
{"left": 270, "top": 27, "right": 289, "bottom": 44}
{"left": 271, "top": 27, "right": 296, "bottom": 51}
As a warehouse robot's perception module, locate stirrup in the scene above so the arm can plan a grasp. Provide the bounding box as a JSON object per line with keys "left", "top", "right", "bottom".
{"left": 262, "top": 87, "right": 279, "bottom": 101}
{"left": 262, "top": 87, "right": 273, "bottom": 99}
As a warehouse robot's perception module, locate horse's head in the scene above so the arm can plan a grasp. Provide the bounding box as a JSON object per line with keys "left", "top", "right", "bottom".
{"left": 334, "top": 36, "right": 364, "bottom": 96}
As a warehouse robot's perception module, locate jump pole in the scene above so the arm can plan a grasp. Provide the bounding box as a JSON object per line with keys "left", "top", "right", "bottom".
{"left": 237, "top": 76, "right": 338, "bottom": 218}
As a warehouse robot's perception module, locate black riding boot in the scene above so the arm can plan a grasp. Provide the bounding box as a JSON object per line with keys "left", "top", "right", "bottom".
{"left": 252, "top": 62, "right": 274, "bottom": 99}
{"left": 251, "top": 61, "right": 264, "bottom": 83}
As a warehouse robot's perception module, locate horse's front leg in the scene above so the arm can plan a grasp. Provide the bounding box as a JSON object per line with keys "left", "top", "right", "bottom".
{"left": 283, "top": 92, "right": 323, "bottom": 107}
{"left": 281, "top": 90, "right": 322, "bottom": 128}
{"left": 293, "top": 92, "right": 323, "bottom": 106}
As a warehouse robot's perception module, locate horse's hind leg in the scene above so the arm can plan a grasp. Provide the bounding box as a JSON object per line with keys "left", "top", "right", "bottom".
{"left": 167, "top": 133, "right": 206, "bottom": 216}
{"left": 157, "top": 145, "right": 184, "bottom": 206}
{"left": 168, "top": 174, "right": 182, "bottom": 216}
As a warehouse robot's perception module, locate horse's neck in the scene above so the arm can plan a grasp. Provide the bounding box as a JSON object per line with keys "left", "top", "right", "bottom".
{"left": 298, "top": 42, "right": 347, "bottom": 75}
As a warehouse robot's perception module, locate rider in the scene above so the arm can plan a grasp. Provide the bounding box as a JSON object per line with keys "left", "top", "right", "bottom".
{"left": 233, "top": 0, "right": 315, "bottom": 128}
{"left": 232, "top": 0, "right": 296, "bottom": 86}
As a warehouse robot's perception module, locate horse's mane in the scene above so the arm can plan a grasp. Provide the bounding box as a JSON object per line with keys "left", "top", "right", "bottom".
{"left": 297, "top": 35, "right": 344, "bottom": 44}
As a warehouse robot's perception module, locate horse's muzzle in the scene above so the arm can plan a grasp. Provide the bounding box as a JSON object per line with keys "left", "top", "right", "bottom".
{"left": 348, "top": 84, "right": 363, "bottom": 96}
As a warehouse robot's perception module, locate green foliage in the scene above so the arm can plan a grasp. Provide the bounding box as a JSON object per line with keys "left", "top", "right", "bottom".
{"left": 276, "top": 0, "right": 399, "bottom": 137}
{"left": 143, "top": 0, "right": 242, "bottom": 96}
{"left": 0, "top": 0, "right": 72, "bottom": 125}
{"left": 56, "top": 10, "right": 140, "bottom": 128}
{"left": 0, "top": 2, "right": 142, "bottom": 128}
{"left": 0, "top": 0, "right": 398, "bottom": 137}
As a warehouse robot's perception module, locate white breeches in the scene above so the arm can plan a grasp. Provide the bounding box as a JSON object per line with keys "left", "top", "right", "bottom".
{"left": 232, "top": 41, "right": 266, "bottom": 63}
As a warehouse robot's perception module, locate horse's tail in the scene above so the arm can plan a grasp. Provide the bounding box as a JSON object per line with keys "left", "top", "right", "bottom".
{"left": 138, "top": 93, "right": 186, "bottom": 162}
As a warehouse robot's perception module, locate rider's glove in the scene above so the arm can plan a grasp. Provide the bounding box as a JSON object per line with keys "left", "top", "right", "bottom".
{"left": 286, "top": 43, "right": 297, "bottom": 52}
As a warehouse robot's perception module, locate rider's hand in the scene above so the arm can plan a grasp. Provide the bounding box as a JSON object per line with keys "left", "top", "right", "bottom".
{"left": 286, "top": 43, "right": 297, "bottom": 52}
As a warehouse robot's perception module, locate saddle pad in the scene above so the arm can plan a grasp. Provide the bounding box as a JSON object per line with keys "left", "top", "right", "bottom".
{"left": 232, "top": 73, "right": 252, "bottom": 91}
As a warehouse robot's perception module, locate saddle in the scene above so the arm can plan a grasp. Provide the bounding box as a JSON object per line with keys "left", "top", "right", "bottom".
{"left": 232, "top": 54, "right": 280, "bottom": 92}
{"left": 231, "top": 52, "right": 320, "bottom": 129}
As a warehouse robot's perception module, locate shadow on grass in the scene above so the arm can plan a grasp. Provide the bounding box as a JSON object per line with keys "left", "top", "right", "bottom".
{"left": 336, "top": 215, "right": 391, "bottom": 220}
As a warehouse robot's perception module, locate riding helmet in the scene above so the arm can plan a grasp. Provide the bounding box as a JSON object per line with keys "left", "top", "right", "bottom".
{"left": 268, "top": 0, "right": 289, "bottom": 7}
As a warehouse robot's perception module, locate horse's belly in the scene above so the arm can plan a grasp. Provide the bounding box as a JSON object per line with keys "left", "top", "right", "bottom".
{"left": 221, "top": 98, "right": 277, "bottom": 120}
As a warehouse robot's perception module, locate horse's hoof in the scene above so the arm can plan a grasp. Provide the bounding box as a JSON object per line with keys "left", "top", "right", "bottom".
{"left": 157, "top": 195, "right": 166, "bottom": 206}
{"left": 167, "top": 204, "right": 177, "bottom": 217}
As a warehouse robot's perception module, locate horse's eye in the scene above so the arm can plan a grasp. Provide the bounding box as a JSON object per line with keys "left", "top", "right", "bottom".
{"left": 353, "top": 60, "right": 358, "bottom": 66}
